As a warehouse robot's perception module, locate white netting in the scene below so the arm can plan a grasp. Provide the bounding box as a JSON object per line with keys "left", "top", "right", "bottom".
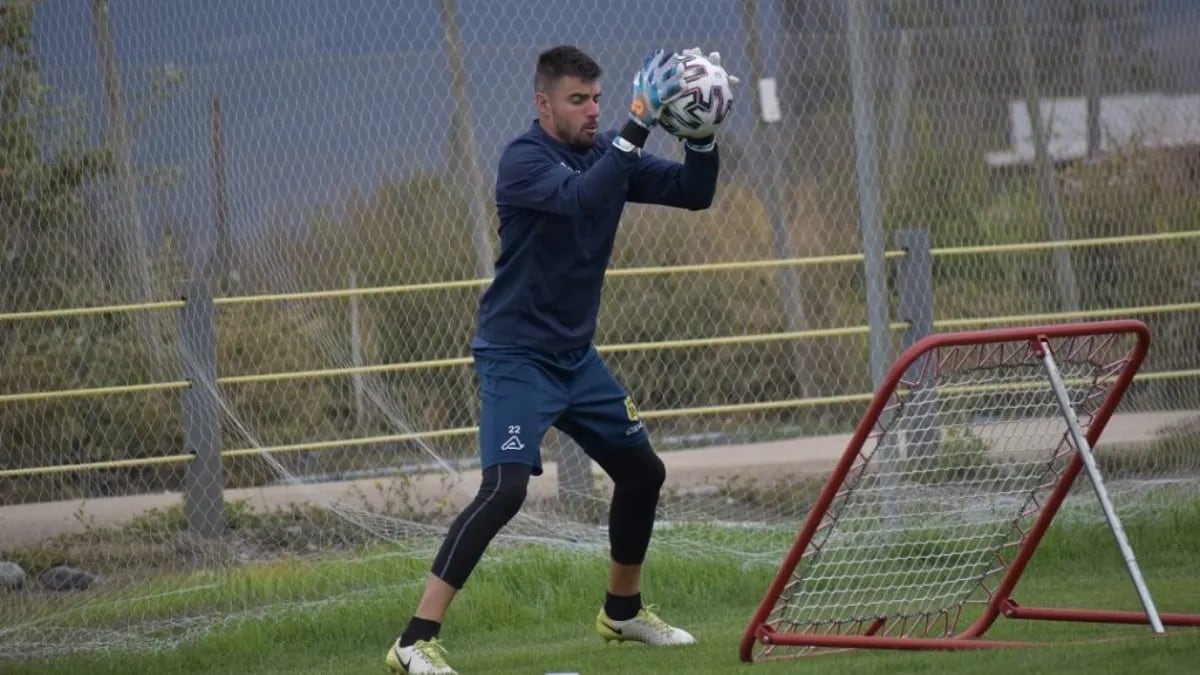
{"left": 752, "top": 329, "right": 1150, "bottom": 659}
{"left": 2, "top": 0, "right": 1199, "bottom": 661}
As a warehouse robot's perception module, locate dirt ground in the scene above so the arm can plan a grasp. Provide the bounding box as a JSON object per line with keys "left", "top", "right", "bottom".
{"left": 1, "top": 411, "right": 1194, "bottom": 548}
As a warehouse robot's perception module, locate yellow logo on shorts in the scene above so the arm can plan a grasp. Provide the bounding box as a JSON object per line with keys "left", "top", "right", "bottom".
{"left": 624, "top": 396, "right": 640, "bottom": 421}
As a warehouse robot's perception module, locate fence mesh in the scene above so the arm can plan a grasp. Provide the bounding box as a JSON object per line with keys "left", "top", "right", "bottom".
{"left": 2, "top": 0, "right": 1199, "bottom": 660}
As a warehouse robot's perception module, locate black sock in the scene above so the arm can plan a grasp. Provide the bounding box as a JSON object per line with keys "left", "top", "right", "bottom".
{"left": 399, "top": 617, "right": 441, "bottom": 647}
{"left": 604, "top": 591, "right": 642, "bottom": 621}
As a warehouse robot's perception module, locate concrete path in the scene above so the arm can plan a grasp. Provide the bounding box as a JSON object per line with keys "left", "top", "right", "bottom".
{"left": 1, "top": 410, "right": 1194, "bottom": 548}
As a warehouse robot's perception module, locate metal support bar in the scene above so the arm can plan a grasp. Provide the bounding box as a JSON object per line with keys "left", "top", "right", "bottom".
{"left": 1035, "top": 337, "right": 1164, "bottom": 634}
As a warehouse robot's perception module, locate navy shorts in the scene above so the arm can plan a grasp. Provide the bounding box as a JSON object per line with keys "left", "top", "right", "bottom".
{"left": 472, "top": 339, "right": 650, "bottom": 476}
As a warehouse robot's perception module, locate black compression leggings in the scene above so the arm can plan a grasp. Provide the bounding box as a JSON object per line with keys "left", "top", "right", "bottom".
{"left": 431, "top": 462, "right": 529, "bottom": 589}
{"left": 590, "top": 443, "right": 666, "bottom": 566}
{"left": 430, "top": 443, "right": 666, "bottom": 588}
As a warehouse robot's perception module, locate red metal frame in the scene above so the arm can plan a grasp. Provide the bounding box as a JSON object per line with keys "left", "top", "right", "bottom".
{"left": 740, "top": 320, "right": 1200, "bottom": 662}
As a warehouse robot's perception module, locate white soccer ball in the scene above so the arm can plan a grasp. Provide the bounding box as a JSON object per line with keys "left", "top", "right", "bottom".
{"left": 659, "top": 51, "right": 734, "bottom": 140}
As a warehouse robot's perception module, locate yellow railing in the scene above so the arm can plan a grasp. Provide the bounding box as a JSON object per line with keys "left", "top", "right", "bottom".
{"left": 2, "top": 230, "right": 1198, "bottom": 479}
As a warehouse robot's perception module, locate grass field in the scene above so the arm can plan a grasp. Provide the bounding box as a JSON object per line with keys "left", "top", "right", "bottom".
{"left": 6, "top": 500, "right": 1200, "bottom": 674}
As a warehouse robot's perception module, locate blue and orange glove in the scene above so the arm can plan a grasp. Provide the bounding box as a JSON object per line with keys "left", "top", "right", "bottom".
{"left": 629, "top": 49, "right": 685, "bottom": 129}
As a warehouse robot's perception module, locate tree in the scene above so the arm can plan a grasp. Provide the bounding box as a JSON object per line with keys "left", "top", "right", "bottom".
{"left": 1, "top": 0, "right": 111, "bottom": 358}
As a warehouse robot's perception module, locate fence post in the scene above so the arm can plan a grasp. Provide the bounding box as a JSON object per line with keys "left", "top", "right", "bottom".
{"left": 553, "top": 431, "right": 599, "bottom": 522}
{"left": 847, "top": 0, "right": 891, "bottom": 390}
{"left": 894, "top": 229, "right": 940, "bottom": 464}
{"left": 180, "top": 278, "right": 227, "bottom": 537}
{"left": 895, "top": 229, "right": 933, "bottom": 350}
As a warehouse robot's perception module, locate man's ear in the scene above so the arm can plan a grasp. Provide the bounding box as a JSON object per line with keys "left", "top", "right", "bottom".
{"left": 534, "top": 90, "right": 550, "bottom": 115}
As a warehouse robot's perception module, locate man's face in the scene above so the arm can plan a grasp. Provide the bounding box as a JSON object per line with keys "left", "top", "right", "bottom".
{"left": 537, "top": 76, "right": 601, "bottom": 148}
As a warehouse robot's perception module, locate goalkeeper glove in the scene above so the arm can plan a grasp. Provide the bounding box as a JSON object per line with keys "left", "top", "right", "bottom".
{"left": 629, "top": 49, "right": 685, "bottom": 130}
{"left": 677, "top": 47, "right": 741, "bottom": 90}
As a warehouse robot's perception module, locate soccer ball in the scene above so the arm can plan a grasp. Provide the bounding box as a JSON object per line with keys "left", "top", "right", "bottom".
{"left": 659, "top": 52, "right": 734, "bottom": 140}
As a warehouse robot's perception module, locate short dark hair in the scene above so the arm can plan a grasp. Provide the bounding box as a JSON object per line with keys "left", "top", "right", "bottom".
{"left": 535, "top": 45, "right": 602, "bottom": 93}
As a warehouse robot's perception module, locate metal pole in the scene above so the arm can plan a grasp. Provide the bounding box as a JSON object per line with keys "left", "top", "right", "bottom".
{"left": 1008, "top": 0, "right": 1081, "bottom": 313}
{"left": 885, "top": 29, "right": 914, "bottom": 193}
{"left": 209, "top": 94, "right": 235, "bottom": 292}
{"left": 181, "top": 278, "right": 227, "bottom": 538}
{"left": 91, "top": 0, "right": 162, "bottom": 366}
{"left": 1083, "top": 2, "right": 1102, "bottom": 161}
{"left": 348, "top": 269, "right": 365, "bottom": 432}
{"left": 846, "top": 0, "right": 891, "bottom": 388}
{"left": 438, "top": 0, "right": 495, "bottom": 282}
{"left": 553, "top": 432, "right": 596, "bottom": 520}
{"left": 895, "top": 229, "right": 939, "bottom": 463}
{"left": 894, "top": 229, "right": 933, "bottom": 352}
{"left": 1037, "top": 337, "right": 1164, "bottom": 634}
{"left": 740, "top": 0, "right": 816, "bottom": 398}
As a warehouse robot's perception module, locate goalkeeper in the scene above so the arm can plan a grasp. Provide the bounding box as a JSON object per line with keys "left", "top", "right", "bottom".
{"left": 387, "top": 44, "right": 735, "bottom": 675}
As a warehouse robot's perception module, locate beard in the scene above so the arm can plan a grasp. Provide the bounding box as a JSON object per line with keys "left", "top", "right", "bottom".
{"left": 558, "top": 121, "right": 597, "bottom": 149}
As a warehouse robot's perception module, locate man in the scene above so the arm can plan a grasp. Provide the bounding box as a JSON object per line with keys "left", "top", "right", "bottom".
{"left": 387, "top": 44, "right": 732, "bottom": 675}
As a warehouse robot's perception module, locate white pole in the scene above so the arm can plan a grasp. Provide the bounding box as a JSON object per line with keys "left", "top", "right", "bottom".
{"left": 1038, "top": 338, "right": 1165, "bottom": 634}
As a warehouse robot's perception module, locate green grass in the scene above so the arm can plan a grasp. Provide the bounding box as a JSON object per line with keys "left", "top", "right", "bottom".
{"left": 6, "top": 502, "right": 1200, "bottom": 674}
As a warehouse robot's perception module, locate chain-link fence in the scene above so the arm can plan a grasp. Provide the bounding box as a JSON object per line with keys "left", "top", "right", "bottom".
{"left": 2, "top": 0, "right": 1199, "bottom": 660}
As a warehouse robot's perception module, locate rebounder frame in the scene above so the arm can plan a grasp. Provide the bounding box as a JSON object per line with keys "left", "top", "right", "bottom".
{"left": 740, "top": 320, "right": 1200, "bottom": 662}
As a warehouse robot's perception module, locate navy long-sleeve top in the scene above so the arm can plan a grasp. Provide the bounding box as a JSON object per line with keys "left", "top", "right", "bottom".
{"left": 473, "top": 120, "right": 719, "bottom": 352}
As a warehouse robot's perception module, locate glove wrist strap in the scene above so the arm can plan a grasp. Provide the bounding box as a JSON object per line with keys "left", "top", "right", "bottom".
{"left": 618, "top": 120, "right": 651, "bottom": 149}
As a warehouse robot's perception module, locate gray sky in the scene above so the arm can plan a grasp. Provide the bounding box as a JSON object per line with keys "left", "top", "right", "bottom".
{"left": 32, "top": 0, "right": 1198, "bottom": 258}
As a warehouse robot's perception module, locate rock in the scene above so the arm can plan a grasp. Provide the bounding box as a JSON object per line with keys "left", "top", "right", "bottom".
{"left": 38, "top": 565, "right": 98, "bottom": 591}
{"left": 0, "top": 561, "right": 25, "bottom": 591}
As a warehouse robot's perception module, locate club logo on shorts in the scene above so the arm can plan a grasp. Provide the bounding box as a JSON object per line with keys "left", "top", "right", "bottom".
{"left": 624, "top": 396, "right": 640, "bottom": 421}
{"left": 501, "top": 435, "right": 525, "bottom": 451}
